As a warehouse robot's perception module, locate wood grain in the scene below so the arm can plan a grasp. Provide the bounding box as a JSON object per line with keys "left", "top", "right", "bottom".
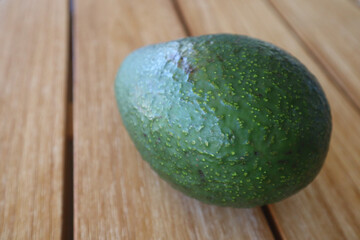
{"left": 73, "top": 0, "right": 274, "bottom": 239}
{"left": 269, "top": 0, "right": 360, "bottom": 109}
{"left": 0, "top": 0, "right": 68, "bottom": 239}
{"left": 176, "top": 0, "right": 360, "bottom": 239}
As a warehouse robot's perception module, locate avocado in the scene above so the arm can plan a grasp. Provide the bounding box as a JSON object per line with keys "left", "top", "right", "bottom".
{"left": 114, "top": 34, "right": 331, "bottom": 208}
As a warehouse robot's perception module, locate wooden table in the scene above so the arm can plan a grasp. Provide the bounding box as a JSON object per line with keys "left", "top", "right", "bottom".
{"left": 1, "top": 0, "right": 359, "bottom": 239}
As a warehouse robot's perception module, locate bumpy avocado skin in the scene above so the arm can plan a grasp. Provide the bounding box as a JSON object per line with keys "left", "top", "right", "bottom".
{"left": 114, "top": 34, "right": 331, "bottom": 208}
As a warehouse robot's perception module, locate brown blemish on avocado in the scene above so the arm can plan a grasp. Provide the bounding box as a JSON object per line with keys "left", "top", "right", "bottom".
{"left": 198, "top": 169, "right": 206, "bottom": 183}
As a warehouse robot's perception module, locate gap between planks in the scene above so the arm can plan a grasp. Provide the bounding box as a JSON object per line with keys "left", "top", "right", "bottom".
{"left": 62, "top": 0, "right": 74, "bottom": 239}
{"left": 171, "top": 0, "right": 282, "bottom": 239}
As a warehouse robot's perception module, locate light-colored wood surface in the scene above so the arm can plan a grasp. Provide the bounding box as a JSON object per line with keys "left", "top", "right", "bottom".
{"left": 73, "top": 0, "right": 273, "bottom": 239}
{"left": 0, "top": 0, "right": 68, "bottom": 239}
{"left": 177, "top": 0, "right": 360, "bottom": 239}
{"left": 270, "top": 0, "right": 360, "bottom": 109}
{"left": 1, "top": 0, "right": 359, "bottom": 238}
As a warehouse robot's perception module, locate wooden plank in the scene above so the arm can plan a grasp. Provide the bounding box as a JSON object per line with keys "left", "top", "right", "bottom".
{"left": 176, "top": 0, "right": 360, "bottom": 239}
{"left": 0, "top": 0, "right": 68, "bottom": 239}
{"left": 73, "top": 0, "right": 274, "bottom": 239}
{"left": 269, "top": 0, "right": 360, "bottom": 109}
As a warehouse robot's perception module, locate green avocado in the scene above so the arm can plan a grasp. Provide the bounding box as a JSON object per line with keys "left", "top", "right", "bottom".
{"left": 114, "top": 34, "right": 331, "bottom": 208}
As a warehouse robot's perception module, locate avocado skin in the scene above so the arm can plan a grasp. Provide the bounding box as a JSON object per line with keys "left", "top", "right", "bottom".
{"left": 114, "top": 34, "right": 331, "bottom": 208}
